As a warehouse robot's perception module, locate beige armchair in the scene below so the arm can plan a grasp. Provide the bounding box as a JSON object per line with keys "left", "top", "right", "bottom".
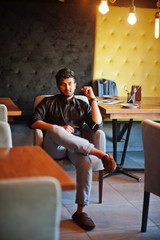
{"left": 0, "top": 121, "right": 12, "bottom": 147}
{"left": 34, "top": 95, "right": 106, "bottom": 203}
{"left": 0, "top": 104, "right": 8, "bottom": 122}
{"left": 0, "top": 176, "right": 61, "bottom": 240}
{"left": 141, "top": 119, "right": 160, "bottom": 232}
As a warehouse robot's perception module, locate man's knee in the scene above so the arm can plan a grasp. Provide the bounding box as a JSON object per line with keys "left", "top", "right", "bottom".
{"left": 48, "top": 124, "right": 62, "bottom": 135}
{"left": 46, "top": 125, "right": 66, "bottom": 141}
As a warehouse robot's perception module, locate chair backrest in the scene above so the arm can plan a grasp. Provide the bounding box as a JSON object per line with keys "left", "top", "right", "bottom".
{"left": 34, "top": 95, "right": 53, "bottom": 107}
{"left": 34, "top": 94, "right": 89, "bottom": 107}
{"left": 93, "top": 79, "right": 118, "bottom": 97}
{"left": 0, "top": 104, "right": 8, "bottom": 122}
{"left": 0, "top": 176, "right": 61, "bottom": 240}
{"left": 0, "top": 121, "right": 12, "bottom": 147}
{"left": 141, "top": 119, "right": 160, "bottom": 197}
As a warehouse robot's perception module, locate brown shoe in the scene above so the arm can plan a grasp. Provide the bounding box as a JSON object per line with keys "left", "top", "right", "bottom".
{"left": 72, "top": 211, "right": 95, "bottom": 231}
{"left": 102, "top": 153, "right": 116, "bottom": 173}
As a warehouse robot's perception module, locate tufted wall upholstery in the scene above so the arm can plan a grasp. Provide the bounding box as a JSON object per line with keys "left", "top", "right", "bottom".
{"left": 93, "top": 6, "right": 160, "bottom": 97}
{"left": 0, "top": 1, "right": 96, "bottom": 117}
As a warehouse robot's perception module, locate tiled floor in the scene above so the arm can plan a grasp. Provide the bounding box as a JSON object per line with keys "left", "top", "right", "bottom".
{"left": 11, "top": 122, "right": 160, "bottom": 239}
{"left": 60, "top": 152, "right": 160, "bottom": 240}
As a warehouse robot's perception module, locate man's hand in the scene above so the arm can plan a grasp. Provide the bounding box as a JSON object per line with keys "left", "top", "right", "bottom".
{"left": 81, "top": 86, "right": 102, "bottom": 124}
{"left": 62, "top": 125, "right": 74, "bottom": 134}
{"left": 81, "top": 86, "right": 96, "bottom": 100}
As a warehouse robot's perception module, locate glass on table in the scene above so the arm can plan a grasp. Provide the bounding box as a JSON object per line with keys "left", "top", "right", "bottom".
{"left": 127, "top": 92, "right": 135, "bottom": 103}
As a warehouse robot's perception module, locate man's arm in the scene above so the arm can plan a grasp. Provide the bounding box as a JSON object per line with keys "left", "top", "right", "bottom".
{"left": 81, "top": 86, "right": 102, "bottom": 124}
{"left": 29, "top": 96, "right": 74, "bottom": 133}
{"left": 31, "top": 120, "right": 75, "bottom": 134}
{"left": 31, "top": 120, "right": 52, "bottom": 131}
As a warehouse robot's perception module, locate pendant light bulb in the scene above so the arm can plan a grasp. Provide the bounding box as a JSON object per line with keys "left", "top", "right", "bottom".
{"left": 155, "top": 12, "right": 160, "bottom": 39}
{"left": 128, "top": 5, "right": 137, "bottom": 25}
{"left": 99, "top": 0, "right": 109, "bottom": 15}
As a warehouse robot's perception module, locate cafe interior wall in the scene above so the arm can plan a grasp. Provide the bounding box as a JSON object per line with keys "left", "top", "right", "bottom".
{"left": 0, "top": 1, "right": 158, "bottom": 151}
{"left": 93, "top": 6, "right": 160, "bottom": 98}
{"left": 93, "top": 5, "right": 160, "bottom": 152}
{"left": 0, "top": 0, "right": 96, "bottom": 117}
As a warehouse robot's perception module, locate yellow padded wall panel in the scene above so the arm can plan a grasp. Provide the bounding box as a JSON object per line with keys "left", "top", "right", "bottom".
{"left": 93, "top": 6, "right": 160, "bottom": 97}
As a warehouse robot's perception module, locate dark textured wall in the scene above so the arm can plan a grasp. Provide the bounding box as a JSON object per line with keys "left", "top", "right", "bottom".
{"left": 0, "top": 1, "right": 96, "bottom": 117}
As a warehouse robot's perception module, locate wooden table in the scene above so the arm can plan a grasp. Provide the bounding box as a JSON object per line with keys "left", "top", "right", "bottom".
{"left": 0, "top": 97, "right": 22, "bottom": 121}
{"left": 98, "top": 97, "right": 160, "bottom": 120}
{"left": 98, "top": 97, "right": 160, "bottom": 182}
{"left": 0, "top": 146, "right": 76, "bottom": 191}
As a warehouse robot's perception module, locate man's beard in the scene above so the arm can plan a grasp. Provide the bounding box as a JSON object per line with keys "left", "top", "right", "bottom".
{"left": 59, "top": 90, "right": 74, "bottom": 99}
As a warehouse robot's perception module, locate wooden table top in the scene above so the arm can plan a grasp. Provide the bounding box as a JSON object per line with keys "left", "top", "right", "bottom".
{"left": 0, "top": 146, "right": 76, "bottom": 191}
{"left": 0, "top": 97, "right": 22, "bottom": 117}
{"left": 98, "top": 97, "right": 160, "bottom": 119}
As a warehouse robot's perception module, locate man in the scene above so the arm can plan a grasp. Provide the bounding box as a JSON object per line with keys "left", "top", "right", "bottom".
{"left": 29, "top": 68, "right": 116, "bottom": 231}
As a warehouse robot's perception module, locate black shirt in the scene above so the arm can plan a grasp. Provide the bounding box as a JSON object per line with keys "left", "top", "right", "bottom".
{"left": 28, "top": 94, "right": 102, "bottom": 136}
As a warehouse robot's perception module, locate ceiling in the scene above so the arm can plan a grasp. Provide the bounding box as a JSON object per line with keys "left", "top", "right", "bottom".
{"left": 56, "top": 0, "right": 158, "bottom": 9}
{"left": 3, "top": 0, "right": 158, "bottom": 9}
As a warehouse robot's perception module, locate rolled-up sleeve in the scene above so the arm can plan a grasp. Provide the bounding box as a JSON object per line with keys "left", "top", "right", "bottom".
{"left": 84, "top": 104, "right": 103, "bottom": 131}
{"left": 28, "top": 99, "right": 48, "bottom": 128}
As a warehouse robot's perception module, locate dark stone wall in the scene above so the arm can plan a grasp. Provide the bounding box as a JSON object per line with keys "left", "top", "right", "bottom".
{"left": 0, "top": 0, "right": 96, "bottom": 118}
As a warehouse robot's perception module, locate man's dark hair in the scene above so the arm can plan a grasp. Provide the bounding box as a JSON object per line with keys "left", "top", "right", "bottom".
{"left": 55, "top": 68, "right": 75, "bottom": 85}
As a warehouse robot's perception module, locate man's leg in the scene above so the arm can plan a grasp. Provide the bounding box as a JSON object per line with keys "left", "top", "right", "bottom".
{"left": 68, "top": 151, "right": 92, "bottom": 206}
{"left": 68, "top": 150, "right": 96, "bottom": 231}
{"left": 43, "top": 125, "right": 94, "bottom": 158}
{"left": 43, "top": 125, "right": 116, "bottom": 230}
{"left": 44, "top": 125, "right": 96, "bottom": 230}
{"left": 43, "top": 133, "right": 66, "bottom": 160}
{"left": 44, "top": 125, "right": 116, "bottom": 173}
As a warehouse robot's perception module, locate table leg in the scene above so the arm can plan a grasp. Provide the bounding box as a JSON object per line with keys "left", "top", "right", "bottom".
{"left": 103, "top": 119, "right": 142, "bottom": 182}
{"left": 103, "top": 119, "right": 118, "bottom": 178}
{"left": 118, "top": 119, "right": 142, "bottom": 182}
{"left": 112, "top": 119, "right": 117, "bottom": 162}
{"left": 120, "top": 119, "right": 133, "bottom": 166}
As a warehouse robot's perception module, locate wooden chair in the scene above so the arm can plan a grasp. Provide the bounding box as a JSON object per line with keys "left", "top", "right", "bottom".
{"left": 33, "top": 95, "right": 106, "bottom": 203}
{"left": 141, "top": 119, "right": 160, "bottom": 232}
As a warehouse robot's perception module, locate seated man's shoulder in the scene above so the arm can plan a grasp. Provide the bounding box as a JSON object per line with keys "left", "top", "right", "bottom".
{"left": 37, "top": 95, "right": 58, "bottom": 107}
{"left": 43, "top": 95, "right": 59, "bottom": 102}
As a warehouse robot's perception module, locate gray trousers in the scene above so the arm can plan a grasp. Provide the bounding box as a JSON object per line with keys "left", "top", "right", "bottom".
{"left": 43, "top": 125, "right": 95, "bottom": 206}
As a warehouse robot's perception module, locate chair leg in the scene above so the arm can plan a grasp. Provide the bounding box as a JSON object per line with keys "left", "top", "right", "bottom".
{"left": 141, "top": 191, "right": 150, "bottom": 232}
{"left": 98, "top": 170, "right": 103, "bottom": 203}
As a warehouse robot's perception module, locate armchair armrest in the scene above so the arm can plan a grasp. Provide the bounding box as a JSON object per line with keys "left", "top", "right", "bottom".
{"left": 82, "top": 126, "right": 106, "bottom": 152}
{"left": 34, "top": 129, "right": 43, "bottom": 147}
